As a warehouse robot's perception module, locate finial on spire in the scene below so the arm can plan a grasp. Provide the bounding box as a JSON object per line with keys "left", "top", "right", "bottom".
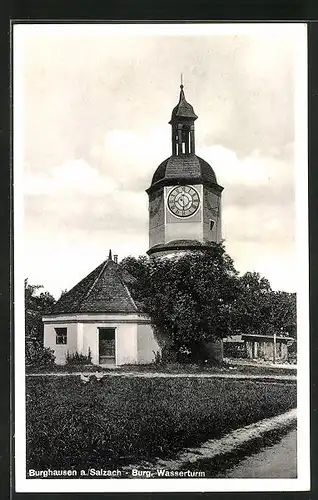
{"left": 108, "top": 249, "right": 112, "bottom": 261}
{"left": 180, "top": 73, "right": 183, "bottom": 89}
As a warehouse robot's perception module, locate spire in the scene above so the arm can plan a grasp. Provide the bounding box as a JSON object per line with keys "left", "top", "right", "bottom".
{"left": 179, "top": 84, "right": 186, "bottom": 105}
{"left": 170, "top": 82, "right": 198, "bottom": 122}
{"left": 169, "top": 83, "right": 198, "bottom": 156}
{"left": 108, "top": 249, "right": 112, "bottom": 261}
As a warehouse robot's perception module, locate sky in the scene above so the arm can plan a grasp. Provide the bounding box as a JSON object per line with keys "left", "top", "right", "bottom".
{"left": 16, "top": 24, "right": 306, "bottom": 298}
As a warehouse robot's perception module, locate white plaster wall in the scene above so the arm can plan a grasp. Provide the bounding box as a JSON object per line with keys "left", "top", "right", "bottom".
{"left": 137, "top": 324, "right": 161, "bottom": 364}
{"left": 165, "top": 221, "right": 203, "bottom": 243}
{"left": 43, "top": 314, "right": 152, "bottom": 366}
{"left": 164, "top": 185, "right": 204, "bottom": 243}
{"left": 82, "top": 324, "right": 99, "bottom": 364}
{"left": 77, "top": 323, "right": 84, "bottom": 354}
{"left": 116, "top": 323, "right": 138, "bottom": 365}
{"left": 43, "top": 322, "right": 78, "bottom": 365}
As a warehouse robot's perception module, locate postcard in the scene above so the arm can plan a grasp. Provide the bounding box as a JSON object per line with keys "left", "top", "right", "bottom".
{"left": 14, "top": 22, "right": 309, "bottom": 493}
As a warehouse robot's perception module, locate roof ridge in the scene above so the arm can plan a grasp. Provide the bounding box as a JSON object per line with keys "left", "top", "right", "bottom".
{"left": 116, "top": 268, "right": 139, "bottom": 312}
{"left": 81, "top": 259, "right": 109, "bottom": 303}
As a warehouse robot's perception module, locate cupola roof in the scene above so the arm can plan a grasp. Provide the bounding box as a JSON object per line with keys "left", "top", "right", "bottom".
{"left": 169, "top": 85, "right": 198, "bottom": 123}
{"left": 147, "top": 154, "right": 222, "bottom": 194}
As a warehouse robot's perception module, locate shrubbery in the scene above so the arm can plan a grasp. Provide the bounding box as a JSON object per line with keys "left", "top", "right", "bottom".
{"left": 65, "top": 348, "right": 92, "bottom": 365}
{"left": 25, "top": 341, "right": 56, "bottom": 366}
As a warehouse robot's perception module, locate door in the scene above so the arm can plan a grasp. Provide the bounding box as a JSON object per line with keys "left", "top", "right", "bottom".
{"left": 98, "top": 328, "right": 116, "bottom": 365}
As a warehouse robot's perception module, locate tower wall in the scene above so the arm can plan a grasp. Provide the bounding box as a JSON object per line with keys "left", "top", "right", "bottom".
{"left": 164, "top": 185, "right": 204, "bottom": 243}
{"left": 202, "top": 186, "right": 222, "bottom": 243}
{"left": 149, "top": 189, "right": 165, "bottom": 248}
{"left": 147, "top": 85, "right": 223, "bottom": 256}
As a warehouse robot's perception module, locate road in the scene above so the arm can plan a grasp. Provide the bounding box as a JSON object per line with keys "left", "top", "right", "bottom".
{"left": 223, "top": 428, "right": 297, "bottom": 478}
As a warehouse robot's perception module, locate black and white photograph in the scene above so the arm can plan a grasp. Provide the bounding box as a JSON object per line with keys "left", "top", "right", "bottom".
{"left": 14, "top": 23, "right": 309, "bottom": 493}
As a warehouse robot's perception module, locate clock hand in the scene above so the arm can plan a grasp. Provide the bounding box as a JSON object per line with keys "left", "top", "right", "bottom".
{"left": 182, "top": 189, "right": 187, "bottom": 207}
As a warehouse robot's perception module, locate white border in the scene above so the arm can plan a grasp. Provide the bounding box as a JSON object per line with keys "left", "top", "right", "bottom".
{"left": 14, "top": 22, "right": 310, "bottom": 493}
{"left": 294, "top": 21, "right": 310, "bottom": 487}
{"left": 13, "top": 22, "right": 308, "bottom": 38}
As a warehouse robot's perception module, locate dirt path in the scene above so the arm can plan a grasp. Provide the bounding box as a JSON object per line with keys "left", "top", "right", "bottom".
{"left": 224, "top": 358, "right": 297, "bottom": 370}
{"left": 221, "top": 428, "right": 297, "bottom": 478}
{"left": 123, "top": 408, "right": 297, "bottom": 477}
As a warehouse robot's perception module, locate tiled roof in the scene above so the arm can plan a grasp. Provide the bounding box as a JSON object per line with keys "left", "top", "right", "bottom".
{"left": 51, "top": 258, "right": 138, "bottom": 315}
{"left": 149, "top": 154, "right": 218, "bottom": 191}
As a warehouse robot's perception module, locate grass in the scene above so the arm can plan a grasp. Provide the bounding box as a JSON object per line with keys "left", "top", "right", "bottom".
{"left": 25, "top": 361, "right": 297, "bottom": 377}
{"left": 26, "top": 375, "right": 296, "bottom": 472}
{"left": 25, "top": 364, "right": 106, "bottom": 374}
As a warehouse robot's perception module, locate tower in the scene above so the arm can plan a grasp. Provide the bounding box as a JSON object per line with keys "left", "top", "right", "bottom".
{"left": 146, "top": 84, "right": 224, "bottom": 257}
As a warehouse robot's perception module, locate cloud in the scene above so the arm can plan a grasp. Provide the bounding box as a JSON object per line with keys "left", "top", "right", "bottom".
{"left": 24, "top": 146, "right": 296, "bottom": 295}
{"left": 24, "top": 159, "right": 117, "bottom": 196}
{"left": 200, "top": 145, "right": 294, "bottom": 188}
{"left": 98, "top": 128, "right": 169, "bottom": 191}
{"left": 23, "top": 33, "right": 295, "bottom": 171}
{"left": 20, "top": 30, "right": 300, "bottom": 295}
{"left": 24, "top": 158, "right": 149, "bottom": 297}
{"left": 25, "top": 158, "right": 148, "bottom": 232}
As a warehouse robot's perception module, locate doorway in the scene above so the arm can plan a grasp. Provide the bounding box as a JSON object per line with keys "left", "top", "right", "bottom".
{"left": 98, "top": 327, "right": 116, "bottom": 365}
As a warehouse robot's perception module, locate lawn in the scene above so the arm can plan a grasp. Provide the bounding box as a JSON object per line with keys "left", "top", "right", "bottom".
{"left": 25, "top": 361, "right": 297, "bottom": 377}
{"left": 26, "top": 376, "right": 296, "bottom": 471}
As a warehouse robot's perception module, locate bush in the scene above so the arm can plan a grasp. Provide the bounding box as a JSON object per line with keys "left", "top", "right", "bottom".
{"left": 223, "top": 342, "right": 247, "bottom": 359}
{"left": 25, "top": 340, "right": 55, "bottom": 366}
{"left": 152, "top": 350, "right": 162, "bottom": 365}
{"left": 65, "top": 348, "right": 92, "bottom": 365}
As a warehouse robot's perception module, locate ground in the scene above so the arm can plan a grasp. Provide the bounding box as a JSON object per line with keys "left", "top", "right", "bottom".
{"left": 26, "top": 374, "right": 296, "bottom": 475}
{"left": 221, "top": 428, "right": 297, "bottom": 478}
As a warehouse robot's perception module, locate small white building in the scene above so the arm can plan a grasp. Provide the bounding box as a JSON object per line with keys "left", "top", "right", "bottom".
{"left": 43, "top": 252, "right": 160, "bottom": 366}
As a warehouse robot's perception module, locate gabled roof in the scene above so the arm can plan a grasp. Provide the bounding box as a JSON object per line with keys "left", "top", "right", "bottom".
{"left": 51, "top": 256, "right": 138, "bottom": 315}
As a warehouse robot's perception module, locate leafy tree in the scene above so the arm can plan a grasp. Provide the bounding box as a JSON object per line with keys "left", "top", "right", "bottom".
{"left": 25, "top": 279, "right": 56, "bottom": 343}
{"left": 266, "top": 291, "right": 297, "bottom": 338}
{"left": 231, "top": 272, "right": 272, "bottom": 335}
{"left": 120, "top": 251, "right": 297, "bottom": 363}
{"left": 120, "top": 243, "right": 239, "bottom": 363}
{"left": 231, "top": 272, "right": 296, "bottom": 338}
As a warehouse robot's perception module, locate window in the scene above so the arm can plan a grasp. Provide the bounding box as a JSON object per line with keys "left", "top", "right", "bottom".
{"left": 209, "top": 219, "right": 215, "bottom": 231}
{"left": 55, "top": 327, "right": 67, "bottom": 345}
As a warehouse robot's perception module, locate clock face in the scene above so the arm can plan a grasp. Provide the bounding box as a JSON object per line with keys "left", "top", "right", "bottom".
{"left": 167, "top": 185, "right": 200, "bottom": 218}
